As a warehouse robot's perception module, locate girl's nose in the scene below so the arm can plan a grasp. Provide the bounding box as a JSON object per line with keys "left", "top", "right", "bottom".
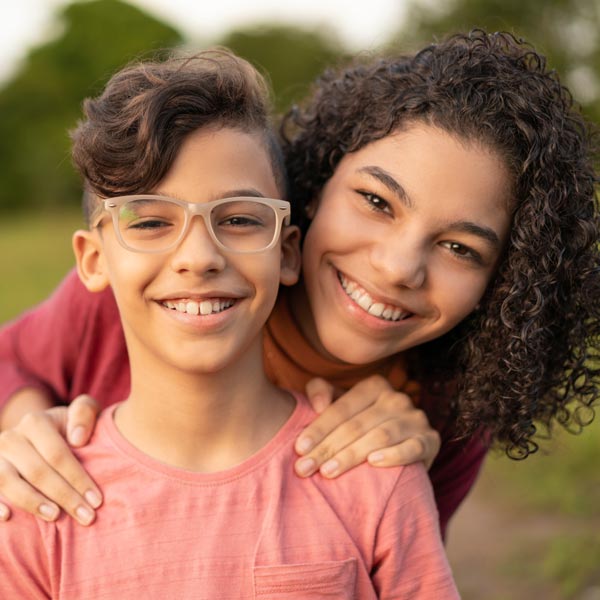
{"left": 169, "top": 217, "right": 227, "bottom": 274}
{"left": 369, "top": 230, "right": 427, "bottom": 289}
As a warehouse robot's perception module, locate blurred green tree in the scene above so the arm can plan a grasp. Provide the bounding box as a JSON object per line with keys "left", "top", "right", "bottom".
{"left": 218, "top": 24, "right": 346, "bottom": 114}
{"left": 0, "top": 0, "right": 182, "bottom": 214}
{"left": 389, "top": 0, "right": 600, "bottom": 123}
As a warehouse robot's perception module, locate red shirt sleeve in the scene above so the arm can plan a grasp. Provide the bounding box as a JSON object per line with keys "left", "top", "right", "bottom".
{"left": 429, "top": 431, "right": 487, "bottom": 540}
{"left": 0, "top": 269, "right": 130, "bottom": 409}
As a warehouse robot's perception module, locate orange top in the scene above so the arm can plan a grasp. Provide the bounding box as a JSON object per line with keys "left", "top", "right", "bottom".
{"left": 264, "top": 287, "right": 421, "bottom": 401}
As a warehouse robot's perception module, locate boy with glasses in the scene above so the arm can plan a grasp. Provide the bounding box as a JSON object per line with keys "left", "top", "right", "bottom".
{"left": 0, "top": 50, "right": 457, "bottom": 598}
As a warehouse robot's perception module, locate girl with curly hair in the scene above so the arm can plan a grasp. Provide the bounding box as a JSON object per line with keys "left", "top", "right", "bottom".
{"left": 0, "top": 30, "right": 598, "bottom": 542}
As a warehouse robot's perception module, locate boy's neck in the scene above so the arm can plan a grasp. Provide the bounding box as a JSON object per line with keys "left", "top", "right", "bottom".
{"left": 114, "top": 339, "right": 295, "bottom": 472}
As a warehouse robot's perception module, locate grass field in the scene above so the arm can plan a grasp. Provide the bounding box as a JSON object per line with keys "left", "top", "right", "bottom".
{"left": 1, "top": 211, "right": 599, "bottom": 598}
{"left": 0, "top": 210, "right": 84, "bottom": 323}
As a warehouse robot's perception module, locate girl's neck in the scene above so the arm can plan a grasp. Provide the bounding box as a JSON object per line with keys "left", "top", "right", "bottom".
{"left": 287, "top": 280, "right": 345, "bottom": 363}
{"left": 114, "top": 341, "right": 295, "bottom": 472}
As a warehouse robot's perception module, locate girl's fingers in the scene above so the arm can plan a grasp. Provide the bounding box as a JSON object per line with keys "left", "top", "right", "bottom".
{"left": 295, "top": 375, "right": 393, "bottom": 456}
{"left": 368, "top": 432, "right": 441, "bottom": 470}
{"left": 0, "top": 456, "right": 60, "bottom": 522}
{"left": 66, "top": 395, "right": 101, "bottom": 447}
{"left": 0, "top": 414, "right": 101, "bottom": 524}
{"left": 304, "top": 378, "right": 336, "bottom": 414}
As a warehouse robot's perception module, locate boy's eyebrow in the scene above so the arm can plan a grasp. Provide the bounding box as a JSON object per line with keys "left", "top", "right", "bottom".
{"left": 358, "top": 165, "right": 501, "bottom": 248}
{"left": 154, "top": 188, "right": 268, "bottom": 200}
{"left": 358, "top": 166, "right": 413, "bottom": 208}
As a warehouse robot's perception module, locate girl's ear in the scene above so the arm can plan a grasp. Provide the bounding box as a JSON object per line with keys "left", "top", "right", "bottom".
{"left": 72, "top": 229, "right": 110, "bottom": 292}
{"left": 279, "top": 225, "right": 302, "bottom": 286}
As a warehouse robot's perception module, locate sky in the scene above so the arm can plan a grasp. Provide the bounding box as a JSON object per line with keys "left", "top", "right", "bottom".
{"left": 0, "top": 0, "right": 408, "bottom": 82}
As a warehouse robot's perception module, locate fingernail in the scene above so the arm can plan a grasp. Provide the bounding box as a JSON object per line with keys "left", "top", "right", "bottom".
{"left": 320, "top": 460, "right": 339, "bottom": 477}
{"left": 69, "top": 426, "right": 86, "bottom": 446}
{"left": 39, "top": 503, "right": 59, "bottom": 520}
{"left": 312, "top": 394, "right": 328, "bottom": 413}
{"left": 84, "top": 490, "right": 102, "bottom": 509}
{"left": 368, "top": 451, "right": 384, "bottom": 464}
{"left": 0, "top": 504, "right": 9, "bottom": 520}
{"left": 296, "top": 437, "right": 314, "bottom": 454}
{"left": 76, "top": 505, "right": 95, "bottom": 525}
{"left": 295, "top": 457, "right": 316, "bottom": 477}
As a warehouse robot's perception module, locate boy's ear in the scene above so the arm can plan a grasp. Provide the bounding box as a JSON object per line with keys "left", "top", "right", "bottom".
{"left": 279, "top": 225, "right": 301, "bottom": 286}
{"left": 72, "top": 229, "right": 110, "bottom": 292}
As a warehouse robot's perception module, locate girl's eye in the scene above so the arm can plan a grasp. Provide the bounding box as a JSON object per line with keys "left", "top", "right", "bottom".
{"left": 358, "top": 191, "right": 392, "bottom": 214}
{"left": 441, "top": 241, "right": 482, "bottom": 264}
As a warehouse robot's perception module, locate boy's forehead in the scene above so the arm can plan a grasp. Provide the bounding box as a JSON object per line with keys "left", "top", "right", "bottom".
{"left": 155, "top": 127, "right": 283, "bottom": 200}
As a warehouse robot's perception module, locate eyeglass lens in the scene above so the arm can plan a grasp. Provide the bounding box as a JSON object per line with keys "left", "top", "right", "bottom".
{"left": 116, "top": 198, "right": 278, "bottom": 252}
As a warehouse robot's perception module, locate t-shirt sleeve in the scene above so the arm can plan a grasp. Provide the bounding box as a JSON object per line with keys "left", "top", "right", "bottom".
{"left": 0, "top": 268, "right": 105, "bottom": 408}
{"left": 0, "top": 508, "right": 54, "bottom": 598}
{"left": 371, "top": 464, "right": 460, "bottom": 599}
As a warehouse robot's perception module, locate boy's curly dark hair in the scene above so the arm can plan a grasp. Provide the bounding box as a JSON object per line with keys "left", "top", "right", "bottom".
{"left": 71, "top": 49, "right": 287, "bottom": 223}
{"left": 281, "top": 30, "right": 600, "bottom": 458}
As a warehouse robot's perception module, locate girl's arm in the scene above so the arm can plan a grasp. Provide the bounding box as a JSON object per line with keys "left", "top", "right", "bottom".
{"left": 0, "top": 269, "right": 116, "bottom": 523}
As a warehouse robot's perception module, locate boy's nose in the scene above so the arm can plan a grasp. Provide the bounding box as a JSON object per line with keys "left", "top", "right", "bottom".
{"left": 169, "top": 217, "right": 227, "bottom": 274}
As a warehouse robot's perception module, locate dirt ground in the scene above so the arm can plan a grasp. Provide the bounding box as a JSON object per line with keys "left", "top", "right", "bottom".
{"left": 446, "top": 468, "right": 600, "bottom": 600}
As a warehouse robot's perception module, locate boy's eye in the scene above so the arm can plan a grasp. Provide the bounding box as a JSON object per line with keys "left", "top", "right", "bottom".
{"left": 128, "top": 219, "right": 171, "bottom": 230}
{"left": 220, "top": 215, "right": 263, "bottom": 228}
{"left": 358, "top": 191, "right": 392, "bottom": 214}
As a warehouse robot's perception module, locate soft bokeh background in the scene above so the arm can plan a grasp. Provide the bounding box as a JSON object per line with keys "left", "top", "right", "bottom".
{"left": 0, "top": 1, "right": 598, "bottom": 597}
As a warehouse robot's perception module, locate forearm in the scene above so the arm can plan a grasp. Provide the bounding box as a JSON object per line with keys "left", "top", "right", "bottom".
{"left": 0, "top": 387, "right": 55, "bottom": 431}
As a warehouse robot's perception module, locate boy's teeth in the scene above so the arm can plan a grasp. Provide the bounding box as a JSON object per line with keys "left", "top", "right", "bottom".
{"left": 338, "top": 272, "right": 410, "bottom": 322}
{"left": 163, "top": 299, "right": 235, "bottom": 316}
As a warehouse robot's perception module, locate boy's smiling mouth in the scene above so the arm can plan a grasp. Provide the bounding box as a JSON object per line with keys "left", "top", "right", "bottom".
{"left": 161, "top": 298, "right": 236, "bottom": 316}
{"left": 337, "top": 272, "right": 412, "bottom": 322}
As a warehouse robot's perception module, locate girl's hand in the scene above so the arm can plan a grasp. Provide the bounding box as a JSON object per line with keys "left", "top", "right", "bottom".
{"left": 0, "top": 394, "right": 102, "bottom": 525}
{"left": 294, "top": 375, "right": 441, "bottom": 478}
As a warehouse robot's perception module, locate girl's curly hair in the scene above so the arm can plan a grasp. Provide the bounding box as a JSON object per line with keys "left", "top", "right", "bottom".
{"left": 281, "top": 29, "right": 600, "bottom": 458}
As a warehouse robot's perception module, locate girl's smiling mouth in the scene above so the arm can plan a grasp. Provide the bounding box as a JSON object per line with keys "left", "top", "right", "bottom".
{"left": 337, "top": 271, "right": 413, "bottom": 322}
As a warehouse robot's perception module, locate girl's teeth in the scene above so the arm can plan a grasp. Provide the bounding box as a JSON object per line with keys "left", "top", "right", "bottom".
{"left": 358, "top": 294, "right": 373, "bottom": 311}
{"left": 338, "top": 272, "right": 410, "bottom": 322}
{"left": 368, "top": 303, "right": 385, "bottom": 317}
{"left": 200, "top": 301, "right": 212, "bottom": 315}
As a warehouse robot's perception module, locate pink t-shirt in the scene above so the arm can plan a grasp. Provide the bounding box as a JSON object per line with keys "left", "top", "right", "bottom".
{"left": 0, "top": 394, "right": 458, "bottom": 599}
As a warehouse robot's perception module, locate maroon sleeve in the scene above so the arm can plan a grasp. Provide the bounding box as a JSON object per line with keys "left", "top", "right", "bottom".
{"left": 0, "top": 269, "right": 130, "bottom": 410}
{"left": 428, "top": 431, "right": 488, "bottom": 540}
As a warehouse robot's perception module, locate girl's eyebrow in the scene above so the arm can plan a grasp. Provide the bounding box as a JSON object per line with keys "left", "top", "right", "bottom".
{"left": 445, "top": 221, "right": 501, "bottom": 249}
{"left": 358, "top": 165, "right": 413, "bottom": 208}
{"left": 358, "top": 165, "right": 501, "bottom": 249}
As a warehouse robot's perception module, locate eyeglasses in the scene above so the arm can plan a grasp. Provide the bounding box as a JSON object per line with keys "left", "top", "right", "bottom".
{"left": 91, "top": 195, "right": 291, "bottom": 254}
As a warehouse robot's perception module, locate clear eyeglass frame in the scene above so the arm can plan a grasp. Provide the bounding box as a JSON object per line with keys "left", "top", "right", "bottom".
{"left": 91, "top": 194, "right": 291, "bottom": 254}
